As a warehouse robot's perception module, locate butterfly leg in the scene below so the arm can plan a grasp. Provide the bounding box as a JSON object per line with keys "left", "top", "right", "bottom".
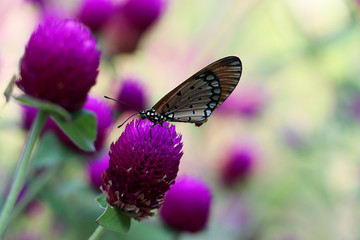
{"left": 149, "top": 123, "right": 157, "bottom": 142}
{"left": 160, "top": 123, "right": 173, "bottom": 144}
{"left": 136, "top": 119, "right": 141, "bottom": 134}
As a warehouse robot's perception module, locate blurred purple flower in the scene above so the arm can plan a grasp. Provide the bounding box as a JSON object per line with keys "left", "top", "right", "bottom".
{"left": 101, "top": 119, "right": 183, "bottom": 220}
{"left": 160, "top": 176, "right": 212, "bottom": 233}
{"left": 349, "top": 94, "right": 360, "bottom": 120}
{"left": 15, "top": 231, "right": 42, "bottom": 240}
{"left": 121, "top": 0, "right": 166, "bottom": 31}
{"left": 24, "top": 0, "right": 44, "bottom": 6}
{"left": 21, "top": 105, "right": 55, "bottom": 131}
{"left": 220, "top": 144, "right": 257, "bottom": 186}
{"left": 282, "top": 126, "right": 305, "bottom": 149}
{"left": 115, "top": 77, "right": 147, "bottom": 112}
{"left": 87, "top": 153, "right": 109, "bottom": 190}
{"left": 56, "top": 95, "right": 113, "bottom": 152}
{"left": 77, "top": 0, "right": 115, "bottom": 32}
{"left": 218, "top": 84, "right": 267, "bottom": 118}
{"left": 17, "top": 19, "right": 100, "bottom": 112}
{"left": 102, "top": 0, "right": 166, "bottom": 55}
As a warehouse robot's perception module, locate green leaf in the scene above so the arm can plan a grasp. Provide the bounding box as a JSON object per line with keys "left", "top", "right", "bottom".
{"left": 14, "top": 95, "right": 71, "bottom": 121}
{"left": 52, "top": 110, "right": 97, "bottom": 152}
{"left": 96, "top": 204, "right": 131, "bottom": 233}
{"left": 32, "top": 131, "right": 74, "bottom": 168}
{"left": 95, "top": 195, "right": 108, "bottom": 209}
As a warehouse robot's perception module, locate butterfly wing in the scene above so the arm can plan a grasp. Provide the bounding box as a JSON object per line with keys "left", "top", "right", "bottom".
{"left": 153, "top": 56, "right": 242, "bottom": 126}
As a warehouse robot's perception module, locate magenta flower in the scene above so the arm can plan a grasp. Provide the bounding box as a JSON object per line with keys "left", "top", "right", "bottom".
{"left": 17, "top": 19, "right": 100, "bottom": 112}
{"left": 218, "top": 84, "right": 267, "bottom": 118}
{"left": 115, "top": 77, "right": 147, "bottom": 112}
{"left": 160, "top": 176, "right": 212, "bottom": 233}
{"left": 56, "top": 95, "right": 113, "bottom": 152}
{"left": 77, "top": 0, "right": 115, "bottom": 32}
{"left": 101, "top": 119, "right": 183, "bottom": 221}
{"left": 87, "top": 154, "right": 109, "bottom": 190}
{"left": 121, "top": 0, "right": 166, "bottom": 31}
{"left": 101, "top": 0, "right": 166, "bottom": 54}
{"left": 220, "top": 144, "right": 257, "bottom": 186}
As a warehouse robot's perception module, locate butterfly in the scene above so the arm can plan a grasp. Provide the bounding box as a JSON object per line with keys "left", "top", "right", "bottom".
{"left": 105, "top": 56, "right": 242, "bottom": 139}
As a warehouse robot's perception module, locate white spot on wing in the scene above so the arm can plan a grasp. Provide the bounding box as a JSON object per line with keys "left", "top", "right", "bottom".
{"left": 206, "top": 75, "right": 215, "bottom": 81}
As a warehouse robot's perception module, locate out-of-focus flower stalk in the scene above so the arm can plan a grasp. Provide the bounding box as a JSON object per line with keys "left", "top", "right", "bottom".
{"left": 0, "top": 110, "right": 48, "bottom": 238}
{"left": 88, "top": 225, "right": 105, "bottom": 240}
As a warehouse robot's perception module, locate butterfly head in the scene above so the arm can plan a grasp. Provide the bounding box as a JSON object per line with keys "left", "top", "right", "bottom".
{"left": 138, "top": 110, "right": 147, "bottom": 120}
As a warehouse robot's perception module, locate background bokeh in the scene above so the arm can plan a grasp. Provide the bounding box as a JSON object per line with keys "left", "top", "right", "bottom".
{"left": 1, "top": 0, "right": 360, "bottom": 239}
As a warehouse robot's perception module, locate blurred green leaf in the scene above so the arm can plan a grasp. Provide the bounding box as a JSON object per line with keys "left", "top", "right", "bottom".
{"left": 96, "top": 195, "right": 108, "bottom": 209}
{"left": 96, "top": 204, "right": 131, "bottom": 233}
{"left": 14, "top": 95, "right": 71, "bottom": 121}
{"left": 32, "top": 131, "right": 73, "bottom": 168}
{"left": 52, "top": 110, "right": 96, "bottom": 152}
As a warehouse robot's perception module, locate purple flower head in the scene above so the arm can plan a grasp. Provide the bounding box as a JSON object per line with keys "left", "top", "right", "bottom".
{"left": 121, "top": 0, "right": 166, "bottom": 31}
{"left": 349, "top": 94, "right": 360, "bottom": 121}
{"left": 17, "top": 19, "right": 100, "bottom": 112}
{"left": 101, "top": 119, "right": 183, "bottom": 221}
{"left": 77, "top": 0, "right": 115, "bottom": 32}
{"left": 115, "top": 77, "right": 147, "bottom": 112}
{"left": 101, "top": 0, "right": 166, "bottom": 55}
{"left": 221, "top": 144, "right": 257, "bottom": 186}
{"left": 87, "top": 153, "right": 109, "bottom": 190}
{"left": 160, "top": 176, "right": 212, "bottom": 233}
{"left": 21, "top": 104, "right": 56, "bottom": 132}
{"left": 101, "top": 8, "right": 143, "bottom": 54}
{"left": 218, "top": 84, "right": 267, "bottom": 118}
{"left": 56, "top": 95, "right": 113, "bottom": 152}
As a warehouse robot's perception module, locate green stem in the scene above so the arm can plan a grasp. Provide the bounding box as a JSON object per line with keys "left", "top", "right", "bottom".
{"left": 9, "top": 164, "right": 59, "bottom": 223}
{"left": 173, "top": 230, "right": 181, "bottom": 240}
{"left": 0, "top": 110, "right": 48, "bottom": 238}
{"left": 88, "top": 225, "right": 106, "bottom": 240}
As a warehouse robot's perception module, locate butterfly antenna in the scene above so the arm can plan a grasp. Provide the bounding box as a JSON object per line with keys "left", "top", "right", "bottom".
{"left": 104, "top": 96, "right": 141, "bottom": 112}
{"left": 117, "top": 112, "right": 139, "bottom": 128}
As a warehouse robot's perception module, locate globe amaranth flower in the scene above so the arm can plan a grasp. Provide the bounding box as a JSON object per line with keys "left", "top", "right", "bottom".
{"left": 56, "top": 95, "right": 113, "bottom": 152}
{"left": 220, "top": 144, "right": 257, "bottom": 186}
{"left": 77, "top": 0, "right": 115, "bottom": 32}
{"left": 21, "top": 104, "right": 57, "bottom": 132}
{"left": 101, "top": 119, "right": 183, "bottom": 221}
{"left": 121, "top": 0, "right": 166, "bottom": 31}
{"left": 17, "top": 19, "right": 100, "bottom": 112}
{"left": 160, "top": 176, "right": 212, "bottom": 233}
{"left": 115, "top": 76, "right": 147, "bottom": 113}
{"left": 218, "top": 84, "right": 267, "bottom": 118}
{"left": 87, "top": 153, "right": 109, "bottom": 190}
{"left": 101, "top": 0, "right": 166, "bottom": 54}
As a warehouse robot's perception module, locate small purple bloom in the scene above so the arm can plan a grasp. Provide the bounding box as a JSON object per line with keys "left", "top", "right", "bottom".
{"left": 87, "top": 154, "right": 109, "bottom": 190}
{"left": 101, "top": 0, "right": 166, "bottom": 55}
{"left": 21, "top": 105, "right": 40, "bottom": 130}
{"left": 21, "top": 104, "right": 56, "bottom": 132}
{"left": 221, "top": 144, "right": 257, "bottom": 186}
{"left": 121, "top": 0, "right": 166, "bottom": 31}
{"left": 17, "top": 19, "right": 100, "bottom": 112}
{"left": 115, "top": 77, "right": 147, "bottom": 112}
{"left": 77, "top": 0, "right": 115, "bottom": 32}
{"left": 160, "top": 176, "right": 212, "bottom": 233}
{"left": 101, "top": 119, "right": 183, "bottom": 221}
{"left": 56, "top": 95, "right": 113, "bottom": 152}
{"left": 349, "top": 94, "right": 360, "bottom": 121}
{"left": 218, "top": 84, "right": 267, "bottom": 118}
